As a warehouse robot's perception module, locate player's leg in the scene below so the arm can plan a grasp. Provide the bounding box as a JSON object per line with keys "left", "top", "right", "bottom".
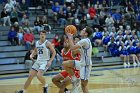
{"left": 52, "top": 71, "right": 71, "bottom": 93}
{"left": 37, "top": 70, "right": 46, "bottom": 86}
{"left": 16, "top": 69, "right": 37, "bottom": 93}
{"left": 80, "top": 65, "right": 92, "bottom": 93}
{"left": 81, "top": 80, "right": 89, "bottom": 93}
{"left": 59, "top": 77, "right": 71, "bottom": 93}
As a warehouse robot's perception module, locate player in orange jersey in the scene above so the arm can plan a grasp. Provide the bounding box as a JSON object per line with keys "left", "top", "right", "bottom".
{"left": 52, "top": 35, "right": 81, "bottom": 93}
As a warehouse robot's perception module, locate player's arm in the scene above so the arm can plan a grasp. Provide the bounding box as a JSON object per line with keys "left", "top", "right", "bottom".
{"left": 30, "top": 48, "right": 37, "bottom": 61}
{"left": 47, "top": 42, "right": 56, "bottom": 63}
{"left": 66, "top": 33, "right": 81, "bottom": 50}
{"left": 72, "top": 49, "right": 81, "bottom": 56}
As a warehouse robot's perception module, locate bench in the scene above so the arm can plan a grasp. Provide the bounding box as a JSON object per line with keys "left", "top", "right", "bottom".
{"left": 0, "top": 57, "right": 25, "bottom": 65}
{"left": 0, "top": 41, "right": 10, "bottom": 46}
{"left": 0, "top": 51, "right": 27, "bottom": 58}
{"left": 0, "top": 46, "right": 26, "bottom": 52}
{"left": 0, "top": 64, "right": 26, "bottom": 71}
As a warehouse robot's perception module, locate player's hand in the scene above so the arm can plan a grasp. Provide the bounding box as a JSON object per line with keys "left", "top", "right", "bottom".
{"left": 66, "top": 32, "right": 73, "bottom": 39}
{"left": 30, "top": 55, "right": 34, "bottom": 61}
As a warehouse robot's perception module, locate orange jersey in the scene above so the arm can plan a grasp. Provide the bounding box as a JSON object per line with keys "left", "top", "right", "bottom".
{"left": 61, "top": 49, "right": 80, "bottom": 61}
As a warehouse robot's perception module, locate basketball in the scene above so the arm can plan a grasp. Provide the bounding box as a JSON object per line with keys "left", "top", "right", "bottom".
{"left": 65, "top": 25, "right": 77, "bottom": 35}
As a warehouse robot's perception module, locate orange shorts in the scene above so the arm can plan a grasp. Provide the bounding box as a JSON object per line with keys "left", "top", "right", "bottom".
{"left": 60, "top": 68, "right": 80, "bottom": 78}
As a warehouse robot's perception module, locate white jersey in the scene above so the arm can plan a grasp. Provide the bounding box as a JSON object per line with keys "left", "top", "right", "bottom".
{"left": 36, "top": 40, "right": 50, "bottom": 61}
{"left": 77, "top": 38, "right": 92, "bottom": 66}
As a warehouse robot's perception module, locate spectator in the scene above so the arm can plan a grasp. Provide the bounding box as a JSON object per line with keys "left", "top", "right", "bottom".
{"left": 119, "top": 42, "right": 130, "bottom": 68}
{"left": 23, "top": 29, "right": 35, "bottom": 50}
{"left": 105, "top": 14, "right": 114, "bottom": 26}
{"left": 17, "top": 27, "right": 24, "bottom": 45}
{"left": 4, "top": 0, "right": 14, "bottom": 15}
{"left": 127, "top": 42, "right": 140, "bottom": 67}
{"left": 8, "top": 26, "right": 18, "bottom": 46}
{"left": 88, "top": 4, "right": 96, "bottom": 19}
{"left": 112, "top": 10, "right": 122, "bottom": 22}
{"left": 42, "top": 16, "right": 52, "bottom": 33}
{"left": 10, "top": 8, "right": 18, "bottom": 24}
{"left": 1, "top": 8, "right": 11, "bottom": 26}
{"left": 52, "top": 2, "right": 61, "bottom": 21}
{"left": 79, "top": 15, "right": 87, "bottom": 30}
{"left": 33, "top": 16, "right": 42, "bottom": 34}
{"left": 58, "top": 9, "right": 67, "bottom": 27}
{"left": 52, "top": 34, "right": 61, "bottom": 53}
{"left": 18, "top": 0, "right": 29, "bottom": 17}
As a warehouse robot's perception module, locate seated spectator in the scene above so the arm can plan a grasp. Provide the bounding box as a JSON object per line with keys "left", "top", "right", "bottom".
{"left": 102, "top": 33, "right": 110, "bottom": 52}
{"left": 94, "top": 1, "right": 102, "bottom": 14}
{"left": 112, "top": 10, "right": 122, "bottom": 22}
{"left": 127, "top": 42, "right": 140, "bottom": 67}
{"left": 105, "top": 14, "right": 114, "bottom": 26}
{"left": 24, "top": 46, "right": 37, "bottom": 70}
{"left": 8, "top": 26, "right": 18, "bottom": 46}
{"left": 17, "top": 27, "right": 24, "bottom": 46}
{"left": 1, "top": 8, "right": 11, "bottom": 26}
{"left": 92, "top": 28, "right": 103, "bottom": 46}
{"left": 52, "top": 2, "right": 60, "bottom": 21}
{"left": 23, "top": 29, "right": 35, "bottom": 50}
{"left": 88, "top": 4, "right": 96, "bottom": 19}
{"left": 33, "top": 16, "right": 42, "bottom": 34}
{"left": 4, "top": 0, "right": 14, "bottom": 15}
{"left": 10, "top": 8, "right": 18, "bottom": 24}
{"left": 119, "top": 42, "right": 130, "bottom": 68}
{"left": 17, "top": 0, "right": 29, "bottom": 18}
{"left": 42, "top": 16, "right": 52, "bottom": 33}
{"left": 79, "top": 15, "right": 87, "bottom": 30}
{"left": 107, "top": 37, "right": 119, "bottom": 57}
{"left": 58, "top": 9, "right": 67, "bottom": 28}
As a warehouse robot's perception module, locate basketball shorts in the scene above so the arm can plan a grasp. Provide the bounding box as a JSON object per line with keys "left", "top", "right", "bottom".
{"left": 32, "top": 60, "right": 49, "bottom": 72}
{"left": 80, "top": 65, "right": 92, "bottom": 80}
{"left": 60, "top": 70, "right": 80, "bottom": 78}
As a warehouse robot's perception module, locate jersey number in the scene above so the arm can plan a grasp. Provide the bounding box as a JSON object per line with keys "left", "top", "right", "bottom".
{"left": 38, "top": 49, "right": 43, "bottom": 54}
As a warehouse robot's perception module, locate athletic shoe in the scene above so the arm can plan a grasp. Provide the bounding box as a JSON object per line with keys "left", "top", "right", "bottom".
{"left": 43, "top": 84, "right": 49, "bottom": 93}
{"left": 133, "top": 62, "right": 137, "bottom": 67}
{"left": 127, "top": 62, "right": 130, "bottom": 67}
{"left": 16, "top": 90, "right": 25, "bottom": 93}
{"left": 123, "top": 62, "right": 127, "bottom": 68}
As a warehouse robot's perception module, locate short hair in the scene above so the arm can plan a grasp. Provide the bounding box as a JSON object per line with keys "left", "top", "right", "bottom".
{"left": 40, "top": 30, "right": 46, "bottom": 34}
{"left": 85, "top": 26, "right": 93, "bottom": 37}
{"left": 74, "top": 34, "right": 81, "bottom": 40}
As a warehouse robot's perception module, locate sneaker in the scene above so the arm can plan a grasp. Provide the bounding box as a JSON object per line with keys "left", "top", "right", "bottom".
{"left": 127, "top": 62, "right": 130, "bottom": 67}
{"left": 64, "top": 88, "right": 71, "bottom": 93}
{"left": 43, "top": 84, "right": 49, "bottom": 93}
{"left": 133, "top": 62, "right": 137, "bottom": 67}
{"left": 71, "top": 78, "right": 80, "bottom": 93}
{"left": 16, "top": 90, "right": 25, "bottom": 93}
{"left": 137, "top": 62, "right": 140, "bottom": 66}
{"left": 123, "top": 62, "right": 127, "bottom": 68}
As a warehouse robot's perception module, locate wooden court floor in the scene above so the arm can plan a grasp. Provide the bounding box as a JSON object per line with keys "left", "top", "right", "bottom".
{"left": 0, "top": 65, "right": 140, "bottom": 93}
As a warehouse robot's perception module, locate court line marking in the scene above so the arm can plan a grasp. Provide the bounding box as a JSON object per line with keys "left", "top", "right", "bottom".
{"left": 0, "top": 66, "right": 139, "bottom": 80}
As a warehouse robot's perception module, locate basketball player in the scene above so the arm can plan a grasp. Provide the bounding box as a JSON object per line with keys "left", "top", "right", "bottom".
{"left": 52, "top": 35, "right": 81, "bottom": 93}
{"left": 16, "top": 31, "right": 56, "bottom": 93}
{"left": 65, "top": 26, "right": 93, "bottom": 93}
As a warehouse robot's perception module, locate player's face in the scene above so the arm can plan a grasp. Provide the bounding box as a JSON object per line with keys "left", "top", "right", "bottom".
{"left": 63, "top": 41, "right": 69, "bottom": 48}
{"left": 80, "top": 28, "right": 86, "bottom": 37}
{"left": 40, "top": 32, "right": 46, "bottom": 40}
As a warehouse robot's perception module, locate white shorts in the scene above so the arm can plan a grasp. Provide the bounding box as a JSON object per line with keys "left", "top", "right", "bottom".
{"left": 32, "top": 60, "right": 49, "bottom": 72}
{"left": 74, "top": 60, "right": 81, "bottom": 70}
{"left": 80, "top": 65, "right": 92, "bottom": 80}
